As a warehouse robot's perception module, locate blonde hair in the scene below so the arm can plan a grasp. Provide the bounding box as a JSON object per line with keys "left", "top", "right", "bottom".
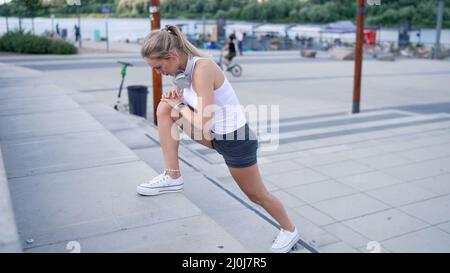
{"left": 141, "top": 25, "right": 208, "bottom": 59}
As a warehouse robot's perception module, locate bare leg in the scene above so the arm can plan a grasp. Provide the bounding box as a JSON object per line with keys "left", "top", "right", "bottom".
{"left": 158, "top": 103, "right": 295, "bottom": 230}
{"left": 227, "top": 163, "right": 295, "bottom": 232}
{"left": 156, "top": 102, "right": 182, "bottom": 178}
{"left": 156, "top": 102, "right": 213, "bottom": 178}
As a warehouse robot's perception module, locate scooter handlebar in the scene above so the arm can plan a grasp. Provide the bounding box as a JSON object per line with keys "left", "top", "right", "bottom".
{"left": 117, "top": 61, "right": 133, "bottom": 67}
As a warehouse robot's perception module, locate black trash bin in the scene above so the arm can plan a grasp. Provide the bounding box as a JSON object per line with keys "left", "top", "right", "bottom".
{"left": 127, "top": 85, "right": 148, "bottom": 118}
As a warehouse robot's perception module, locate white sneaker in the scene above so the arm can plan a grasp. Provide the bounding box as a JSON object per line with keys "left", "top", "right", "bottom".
{"left": 271, "top": 227, "right": 301, "bottom": 253}
{"left": 136, "top": 173, "right": 184, "bottom": 196}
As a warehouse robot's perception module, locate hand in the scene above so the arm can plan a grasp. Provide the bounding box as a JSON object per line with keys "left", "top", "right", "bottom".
{"left": 160, "top": 85, "right": 183, "bottom": 108}
{"left": 162, "top": 85, "right": 183, "bottom": 99}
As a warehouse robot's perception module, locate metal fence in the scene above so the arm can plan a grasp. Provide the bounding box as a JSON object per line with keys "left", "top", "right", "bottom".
{"left": 188, "top": 35, "right": 333, "bottom": 52}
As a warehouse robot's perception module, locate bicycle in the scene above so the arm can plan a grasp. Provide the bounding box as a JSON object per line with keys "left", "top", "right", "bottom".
{"left": 216, "top": 51, "right": 243, "bottom": 77}
{"left": 114, "top": 61, "right": 133, "bottom": 111}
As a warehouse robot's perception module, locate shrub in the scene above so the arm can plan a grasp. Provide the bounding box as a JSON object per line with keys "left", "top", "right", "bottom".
{"left": 0, "top": 31, "right": 77, "bottom": 54}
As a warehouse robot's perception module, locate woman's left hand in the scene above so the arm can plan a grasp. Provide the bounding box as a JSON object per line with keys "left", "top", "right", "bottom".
{"left": 160, "top": 96, "right": 183, "bottom": 108}
{"left": 160, "top": 85, "right": 183, "bottom": 108}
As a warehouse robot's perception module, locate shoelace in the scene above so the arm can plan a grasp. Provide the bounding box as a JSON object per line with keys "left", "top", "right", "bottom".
{"left": 146, "top": 173, "right": 168, "bottom": 186}
{"left": 273, "top": 229, "right": 286, "bottom": 245}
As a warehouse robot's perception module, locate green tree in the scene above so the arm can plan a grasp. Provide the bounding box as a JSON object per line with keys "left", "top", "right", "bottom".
{"left": 188, "top": 0, "right": 204, "bottom": 14}
{"left": 241, "top": 1, "right": 259, "bottom": 21}
{"left": 21, "top": 0, "right": 43, "bottom": 16}
{"left": 226, "top": 7, "right": 241, "bottom": 20}
{"left": 203, "top": 0, "right": 218, "bottom": 14}
{"left": 116, "top": 0, "right": 146, "bottom": 17}
{"left": 7, "top": 0, "right": 43, "bottom": 32}
{"left": 2, "top": 0, "right": 449, "bottom": 28}
{"left": 308, "top": 5, "right": 331, "bottom": 23}
{"left": 379, "top": 8, "right": 399, "bottom": 25}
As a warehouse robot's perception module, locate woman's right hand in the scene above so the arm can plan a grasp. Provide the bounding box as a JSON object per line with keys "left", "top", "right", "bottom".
{"left": 162, "top": 85, "right": 183, "bottom": 100}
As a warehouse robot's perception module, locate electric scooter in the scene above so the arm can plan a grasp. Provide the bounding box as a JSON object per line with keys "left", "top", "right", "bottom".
{"left": 114, "top": 61, "right": 133, "bottom": 111}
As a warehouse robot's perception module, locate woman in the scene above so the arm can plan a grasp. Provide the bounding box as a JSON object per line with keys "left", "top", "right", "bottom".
{"left": 137, "top": 25, "right": 300, "bottom": 253}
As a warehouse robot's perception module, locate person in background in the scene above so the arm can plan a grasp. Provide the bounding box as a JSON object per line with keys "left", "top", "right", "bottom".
{"left": 224, "top": 33, "right": 237, "bottom": 67}
{"left": 235, "top": 30, "right": 244, "bottom": 55}
{"left": 74, "top": 24, "right": 81, "bottom": 42}
{"left": 56, "top": 23, "right": 60, "bottom": 37}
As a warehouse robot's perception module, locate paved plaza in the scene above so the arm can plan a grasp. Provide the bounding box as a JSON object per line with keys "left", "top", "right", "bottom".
{"left": 1, "top": 42, "right": 450, "bottom": 253}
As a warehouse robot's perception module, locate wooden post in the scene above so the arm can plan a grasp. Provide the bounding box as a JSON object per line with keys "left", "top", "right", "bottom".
{"left": 352, "top": 0, "right": 365, "bottom": 114}
{"left": 149, "top": 0, "right": 162, "bottom": 125}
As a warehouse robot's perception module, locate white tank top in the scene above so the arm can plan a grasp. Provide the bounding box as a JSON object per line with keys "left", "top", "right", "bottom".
{"left": 182, "top": 57, "right": 247, "bottom": 134}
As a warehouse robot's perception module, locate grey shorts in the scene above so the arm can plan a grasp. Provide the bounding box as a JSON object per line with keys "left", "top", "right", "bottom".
{"left": 210, "top": 123, "right": 258, "bottom": 168}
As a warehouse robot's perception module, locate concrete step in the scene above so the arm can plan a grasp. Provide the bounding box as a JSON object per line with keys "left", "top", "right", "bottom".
{"left": 130, "top": 115, "right": 324, "bottom": 253}
{"left": 0, "top": 146, "right": 21, "bottom": 252}
{"left": 0, "top": 63, "right": 249, "bottom": 253}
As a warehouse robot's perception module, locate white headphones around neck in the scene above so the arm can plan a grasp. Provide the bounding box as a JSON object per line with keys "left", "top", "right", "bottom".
{"left": 173, "top": 55, "right": 194, "bottom": 89}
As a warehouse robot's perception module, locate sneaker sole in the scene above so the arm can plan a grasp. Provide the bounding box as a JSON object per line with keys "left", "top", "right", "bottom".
{"left": 136, "top": 185, "right": 184, "bottom": 196}
{"left": 271, "top": 232, "right": 301, "bottom": 253}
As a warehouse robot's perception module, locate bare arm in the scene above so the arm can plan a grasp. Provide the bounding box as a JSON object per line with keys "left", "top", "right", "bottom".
{"left": 160, "top": 60, "right": 215, "bottom": 133}
{"left": 177, "top": 60, "right": 215, "bottom": 132}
